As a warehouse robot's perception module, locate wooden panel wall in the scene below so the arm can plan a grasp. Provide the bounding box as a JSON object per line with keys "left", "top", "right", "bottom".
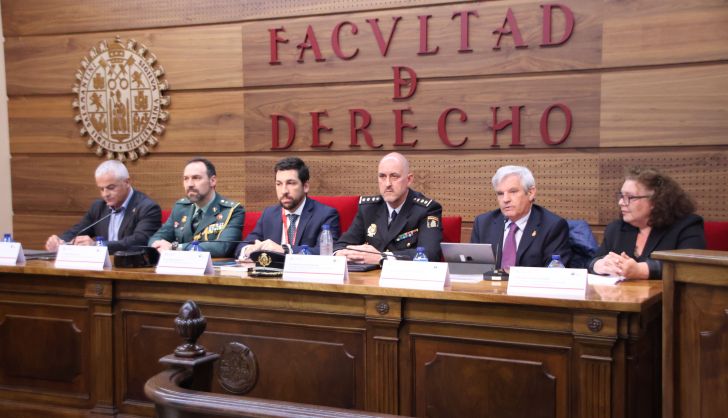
{"left": 3, "top": 0, "right": 728, "bottom": 248}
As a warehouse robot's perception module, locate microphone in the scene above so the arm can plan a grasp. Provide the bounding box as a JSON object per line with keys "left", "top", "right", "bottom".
{"left": 341, "top": 246, "right": 411, "bottom": 260}
{"left": 483, "top": 242, "right": 508, "bottom": 281}
{"left": 69, "top": 206, "right": 120, "bottom": 244}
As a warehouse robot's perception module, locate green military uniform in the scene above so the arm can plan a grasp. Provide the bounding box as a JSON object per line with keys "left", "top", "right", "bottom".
{"left": 148, "top": 193, "right": 245, "bottom": 257}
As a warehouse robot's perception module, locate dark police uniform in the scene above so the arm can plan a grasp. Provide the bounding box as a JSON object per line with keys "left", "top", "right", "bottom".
{"left": 148, "top": 193, "right": 244, "bottom": 257}
{"left": 335, "top": 188, "right": 442, "bottom": 261}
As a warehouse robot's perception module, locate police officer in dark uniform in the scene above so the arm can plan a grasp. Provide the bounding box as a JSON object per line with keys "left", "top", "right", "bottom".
{"left": 149, "top": 157, "right": 244, "bottom": 257}
{"left": 335, "top": 152, "right": 442, "bottom": 263}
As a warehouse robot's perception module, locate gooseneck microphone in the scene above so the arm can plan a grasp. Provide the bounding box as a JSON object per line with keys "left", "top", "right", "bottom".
{"left": 69, "top": 206, "right": 121, "bottom": 244}
{"left": 342, "top": 246, "right": 411, "bottom": 260}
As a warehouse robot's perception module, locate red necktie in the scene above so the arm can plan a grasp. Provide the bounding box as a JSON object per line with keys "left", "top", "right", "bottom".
{"left": 501, "top": 222, "right": 518, "bottom": 272}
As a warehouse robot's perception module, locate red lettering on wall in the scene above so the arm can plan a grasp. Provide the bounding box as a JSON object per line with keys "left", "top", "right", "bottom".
{"left": 366, "top": 17, "right": 402, "bottom": 57}
{"left": 437, "top": 108, "right": 468, "bottom": 147}
{"left": 540, "top": 103, "right": 572, "bottom": 145}
{"left": 541, "top": 4, "right": 575, "bottom": 47}
{"left": 452, "top": 10, "right": 479, "bottom": 53}
{"left": 297, "top": 25, "right": 326, "bottom": 63}
{"left": 332, "top": 21, "right": 360, "bottom": 60}
{"left": 490, "top": 106, "right": 524, "bottom": 147}
{"left": 493, "top": 8, "right": 528, "bottom": 50}
{"left": 393, "top": 108, "right": 418, "bottom": 147}
{"left": 269, "top": 27, "right": 288, "bottom": 65}
{"left": 271, "top": 114, "right": 296, "bottom": 150}
{"left": 418, "top": 15, "right": 439, "bottom": 56}
{"left": 311, "top": 111, "right": 333, "bottom": 148}
{"left": 349, "top": 109, "right": 381, "bottom": 148}
{"left": 392, "top": 66, "right": 418, "bottom": 100}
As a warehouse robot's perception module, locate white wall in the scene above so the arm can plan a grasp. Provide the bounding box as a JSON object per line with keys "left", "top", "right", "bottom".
{"left": 0, "top": 6, "right": 13, "bottom": 236}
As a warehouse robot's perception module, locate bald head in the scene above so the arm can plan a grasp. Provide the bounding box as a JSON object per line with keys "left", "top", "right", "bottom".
{"left": 378, "top": 152, "right": 413, "bottom": 208}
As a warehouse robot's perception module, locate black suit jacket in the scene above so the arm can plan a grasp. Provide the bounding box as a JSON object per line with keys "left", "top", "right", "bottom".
{"left": 470, "top": 204, "right": 572, "bottom": 268}
{"left": 60, "top": 190, "right": 162, "bottom": 254}
{"left": 334, "top": 189, "right": 443, "bottom": 261}
{"left": 234, "top": 198, "right": 340, "bottom": 257}
{"left": 588, "top": 214, "right": 705, "bottom": 279}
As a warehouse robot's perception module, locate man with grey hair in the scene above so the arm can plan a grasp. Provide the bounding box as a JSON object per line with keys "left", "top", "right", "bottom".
{"left": 45, "top": 160, "right": 161, "bottom": 254}
{"left": 471, "top": 165, "right": 571, "bottom": 270}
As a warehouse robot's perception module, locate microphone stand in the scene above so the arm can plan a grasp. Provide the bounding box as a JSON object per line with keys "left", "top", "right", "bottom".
{"left": 68, "top": 207, "right": 120, "bottom": 245}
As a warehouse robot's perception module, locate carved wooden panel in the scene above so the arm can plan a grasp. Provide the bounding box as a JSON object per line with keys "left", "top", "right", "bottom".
{"left": 119, "top": 304, "right": 367, "bottom": 414}
{"left": 411, "top": 337, "right": 567, "bottom": 417}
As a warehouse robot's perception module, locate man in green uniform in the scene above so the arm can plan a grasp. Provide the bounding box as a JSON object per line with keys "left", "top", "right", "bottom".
{"left": 149, "top": 157, "right": 244, "bottom": 257}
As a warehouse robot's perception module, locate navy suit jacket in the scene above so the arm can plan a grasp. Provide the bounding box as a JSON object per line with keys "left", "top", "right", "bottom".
{"left": 588, "top": 214, "right": 705, "bottom": 279}
{"left": 234, "top": 198, "right": 340, "bottom": 257}
{"left": 470, "top": 204, "right": 572, "bottom": 268}
{"left": 60, "top": 190, "right": 162, "bottom": 255}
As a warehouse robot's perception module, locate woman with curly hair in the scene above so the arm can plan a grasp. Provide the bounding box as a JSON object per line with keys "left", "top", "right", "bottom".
{"left": 589, "top": 167, "right": 705, "bottom": 279}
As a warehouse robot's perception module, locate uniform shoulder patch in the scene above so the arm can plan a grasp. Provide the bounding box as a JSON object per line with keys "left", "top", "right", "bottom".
{"left": 359, "top": 195, "right": 382, "bottom": 205}
{"left": 218, "top": 198, "right": 240, "bottom": 208}
{"left": 413, "top": 196, "right": 433, "bottom": 207}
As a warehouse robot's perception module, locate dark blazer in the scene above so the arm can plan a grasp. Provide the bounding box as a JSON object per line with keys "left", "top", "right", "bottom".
{"left": 588, "top": 214, "right": 705, "bottom": 279}
{"left": 234, "top": 198, "right": 340, "bottom": 257}
{"left": 470, "top": 204, "right": 572, "bottom": 268}
{"left": 334, "top": 189, "right": 443, "bottom": 261}
{"left": 60, "top": 190, "right": 162, "bottom": 254}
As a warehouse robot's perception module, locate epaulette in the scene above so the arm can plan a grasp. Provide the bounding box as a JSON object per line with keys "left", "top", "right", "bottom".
{"left": 413, "top": 195, "right": 433, "bottom": 207}
{"left": 218, "top": 198, "right": 240, "bottom": 208}
{"left": 175, "top": 198, "right": 191, "bottom": 205}
{"left": 359, "top": 195, "right": 382, "bottom": 204}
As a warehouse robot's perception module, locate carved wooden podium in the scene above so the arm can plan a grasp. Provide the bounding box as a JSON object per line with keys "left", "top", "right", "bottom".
{"left": 656, "top": 249, "right": 728, "bottom": 418}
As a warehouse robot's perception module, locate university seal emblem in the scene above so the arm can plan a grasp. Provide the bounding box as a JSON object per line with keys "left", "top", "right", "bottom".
{"left": 73, "top": 36, "right": 170, "bottom": 160}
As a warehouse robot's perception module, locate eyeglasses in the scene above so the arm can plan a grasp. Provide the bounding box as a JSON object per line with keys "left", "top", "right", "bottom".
{"left": 615, "top": 192, "right": 651, "bottom": 205}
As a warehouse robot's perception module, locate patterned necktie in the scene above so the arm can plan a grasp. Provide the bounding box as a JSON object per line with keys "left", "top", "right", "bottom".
{"left": 389, "top": 210, "right": 398, "bottom": 228}
{"left": 287, "top": 214, "right": 299, "bottom": 244}
{"left": 501, "top": 222, "right": 518, "bottom": 272}
{"left": 191, "top": 207, "right": 203, "bottom": 231}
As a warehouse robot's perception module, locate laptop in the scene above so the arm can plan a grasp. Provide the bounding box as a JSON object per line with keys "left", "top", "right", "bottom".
{"left": 440, "top": 242, "right": 496, "bottom": 280}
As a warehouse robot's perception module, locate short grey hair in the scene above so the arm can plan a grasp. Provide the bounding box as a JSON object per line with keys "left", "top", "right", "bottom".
{"left": 95, "top": 160, "right": 129, "bottom": 181}
{"left": 491, "top": 165, "right": 535, "bottom": 192}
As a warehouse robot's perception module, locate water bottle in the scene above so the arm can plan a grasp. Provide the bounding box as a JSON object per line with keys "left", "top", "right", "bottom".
{"left": 413, "top": 246, "right": 428, "bottom": 262}
{"left": 299, "top": 244, "right": 311, "bottom": 255}
{"left": 189, "top": 241, "right": 202, "bottom": 252}
{"left": 95, "top": 236, "right": 107, "bottom": 247}
{"left": 547, "top": 254, "right": 565, "bottom": 268}
{"left": 318, "top": 224, "right": 334, "bottom": 256}
{"left": 2, "top": 233, "right": 12, "bottom": 242}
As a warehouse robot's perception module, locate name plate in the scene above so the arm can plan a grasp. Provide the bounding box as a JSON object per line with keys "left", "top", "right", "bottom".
{"left": 55, "top": 245, "right": 111, "bottom": 271}
{"left": 380, "top": 260, "right": 450, "bottom": 290}
{"left": 0, "top": 242, "right": 25, "bottom": 266}
{"left": 507, "top": 267, "right": 587, "bottom": 299}
{"left": 156, "top": 250, "right": 213, "bottom": 276}
{"left": 283, "top": 254, "right": 348, "bottom": 284}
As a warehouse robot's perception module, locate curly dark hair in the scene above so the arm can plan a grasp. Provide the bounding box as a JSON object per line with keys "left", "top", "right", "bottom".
{"left": 625, "top": 167, "right": 696, "bottom": 229}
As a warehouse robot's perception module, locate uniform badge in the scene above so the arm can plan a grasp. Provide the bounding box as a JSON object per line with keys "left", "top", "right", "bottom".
{"left": 426, "top": 216, "right": 440, "bottom": 228}
{"left": 173, "top": 221, "right": 179, "bottom": 228}
{"left": 181, "top": 215, "right": 187, "bottom": 223}
{"left": 367, "top": 223, "right": 377, "bottom": 237}
{"left": 213, "top": 207, "right": 218, "bottom": 213}
{"left": 257, "top": 252, "right": 272, "bottom": 267}
{"left": 217, "top": 213, "right": 223, "bottom": 220}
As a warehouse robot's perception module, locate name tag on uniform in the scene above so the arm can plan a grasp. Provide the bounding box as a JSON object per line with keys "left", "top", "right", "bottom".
{"left": 379, "top": 259, "right": 450, "bottom": 290}
{"left": 55, "top": 245, "right": 111, "bottom": 271}
{"left": 0, "top": 242, "right": 25, "bottom": 266}
{"left": 156, "top": 250, "right": 213, "bottom": 276}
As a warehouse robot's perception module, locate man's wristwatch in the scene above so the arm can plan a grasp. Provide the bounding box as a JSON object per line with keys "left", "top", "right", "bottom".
{"left": 171, "top": 241, "right": 179, "bottom": 250}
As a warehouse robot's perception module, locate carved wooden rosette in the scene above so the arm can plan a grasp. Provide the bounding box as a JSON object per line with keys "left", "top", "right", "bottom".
{"left": 217, "top": 342, "right": 258, "bottom": 394}
{"left": 173, "top": 300, "right": 207, "bottom": 358}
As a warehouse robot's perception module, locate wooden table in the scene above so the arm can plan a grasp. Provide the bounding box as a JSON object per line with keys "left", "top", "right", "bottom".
{"left": 656, "top": 249, "right": 728, "bottom": 418}
{"left": 0, "top": 260, "right": 662, "bottom": 418}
